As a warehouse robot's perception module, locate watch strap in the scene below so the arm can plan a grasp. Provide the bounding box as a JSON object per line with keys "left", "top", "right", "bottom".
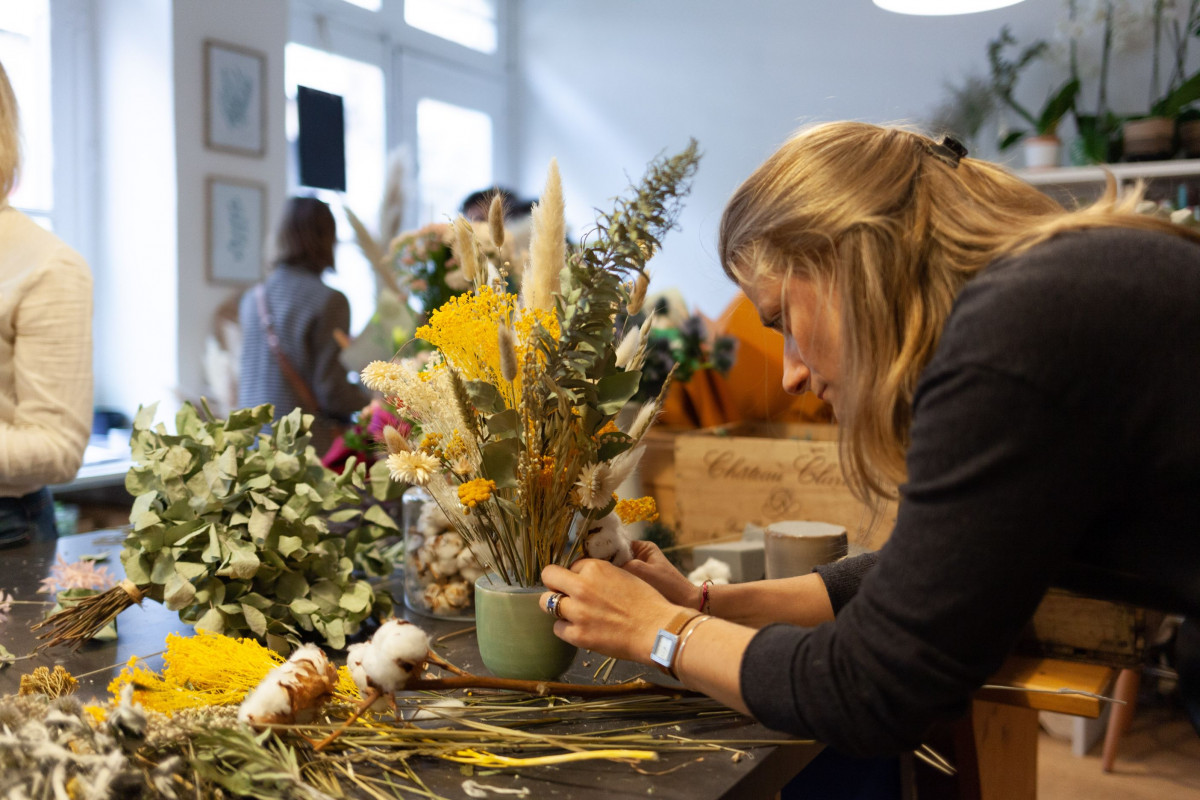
{"left": 650, "top": 610, "right": 700, "bottom": 678}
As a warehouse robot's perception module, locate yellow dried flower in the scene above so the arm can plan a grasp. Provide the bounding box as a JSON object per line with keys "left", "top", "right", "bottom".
{"left": 458, "top": 478, "right": 497, "bottom": 511}
{"left": 419, "top": 432, "right": 444, "bottom": 454}
{"left": 594, "top": 420, "right": 620, "bottom": 438}
{"left": 108, "top": 631, "right": 285, "bottom": 713}
{"left": 19, "top": 665, "right": 78, "bottom": 698}
{"left": 416, "top": 286, "right": 559, "bottom": 408}
{"left": 443, "top": 430, "right": 468, "bottom": 462}
{"left": 615, "top": 496, "right": 659, "bottom": 524}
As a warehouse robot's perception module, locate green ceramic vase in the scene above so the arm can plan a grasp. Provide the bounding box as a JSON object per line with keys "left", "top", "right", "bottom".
{"left": 474, "top": 574, "right": 578, "bottom": 680}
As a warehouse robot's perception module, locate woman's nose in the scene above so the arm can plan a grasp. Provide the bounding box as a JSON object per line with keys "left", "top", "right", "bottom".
{"left": 781, "top": 337, "right": 810, "bottom": 396}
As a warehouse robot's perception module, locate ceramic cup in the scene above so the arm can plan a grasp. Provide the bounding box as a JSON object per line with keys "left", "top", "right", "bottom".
{"left": 474, "top": 574, "right": 578, "bottom": 680}
{"left": 763, "top": 520, "right": 849, "bottom": 580}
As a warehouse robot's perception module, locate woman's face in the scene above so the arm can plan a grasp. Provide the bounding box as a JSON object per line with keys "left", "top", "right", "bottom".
{"left": 740, "top": 271, "right": 843, "bottom": 412}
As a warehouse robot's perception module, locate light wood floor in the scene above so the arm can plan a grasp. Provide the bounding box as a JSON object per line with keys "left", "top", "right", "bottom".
{"left": 1040, "top": 704, "right": 1200, "bottom": 800}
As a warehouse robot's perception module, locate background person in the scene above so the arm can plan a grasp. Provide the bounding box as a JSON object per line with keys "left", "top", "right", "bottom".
{"left": 541, "top": 121, "right": 1200, "bottom": 766}
{"left": 0, "top": 59, "right": 93, "bottom": 546}
{"left": 238, "top": 196, "right": 370, "bottom": 455}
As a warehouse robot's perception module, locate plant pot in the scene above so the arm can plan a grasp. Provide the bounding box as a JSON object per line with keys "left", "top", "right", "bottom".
{"left": 1023, "top": 135, "right": 1062, "bottom": 169}
{"left": 1180, "top": 120, "right": 1200, "bottom": 158}
{"left": 1122, "top": 117, "right": 1176, "bottom": 161}
{"left": 474, "top": 574, "right": 578, "bottom": 680}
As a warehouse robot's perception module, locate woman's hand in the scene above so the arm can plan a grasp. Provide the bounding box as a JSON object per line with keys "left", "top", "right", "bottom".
{"left": 540, "top": 559, "right": 682, "bottom": 666}
{"left": 622, "top": 540, "right": 703, "bottom": 610}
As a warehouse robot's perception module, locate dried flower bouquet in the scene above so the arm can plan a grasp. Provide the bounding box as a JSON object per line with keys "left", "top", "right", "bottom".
{"left": 362, "top": 143, "right": 700, "bottom": 587}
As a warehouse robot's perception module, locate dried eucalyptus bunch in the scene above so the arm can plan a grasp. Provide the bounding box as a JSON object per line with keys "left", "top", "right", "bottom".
{"left": 36, "top": 402, "right": 403, "bottom": 652}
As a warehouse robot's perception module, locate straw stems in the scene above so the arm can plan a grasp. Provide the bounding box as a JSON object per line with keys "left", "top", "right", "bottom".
{"left": 404, "top": 675, "right": 684, "bottom": 698}
{"left": 30, "top": 580, "right": 144, "bottom": 651}
{"left": 314, "top": 686, "right": 385, "bottom": 753}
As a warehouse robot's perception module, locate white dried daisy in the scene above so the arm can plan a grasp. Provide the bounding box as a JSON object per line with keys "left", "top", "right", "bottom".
{"left": 387, "top": 451, "right": 441, "bottom": 485}
{"left": 575, "top": 462, "right": 610, "bottom": 508}
{"left": 360, "top": 360, "right": 406, "bottom": 393}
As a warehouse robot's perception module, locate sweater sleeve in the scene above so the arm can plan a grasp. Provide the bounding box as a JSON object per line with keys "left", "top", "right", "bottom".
{"left": 0, "top": 245, "right": 93, "bottom": 490}
{"left": 813, "top": 552, "right": 879, "bottom": 614}
{"left": 739, "top": 365, "right": 1112, "bottom": 756}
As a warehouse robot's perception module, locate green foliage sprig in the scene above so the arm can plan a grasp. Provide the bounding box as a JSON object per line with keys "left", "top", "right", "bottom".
{"left": 123, "top": 402, "right": 402, "bottom": 651}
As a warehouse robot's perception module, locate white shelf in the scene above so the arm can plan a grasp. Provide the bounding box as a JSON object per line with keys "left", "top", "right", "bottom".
{"left": 1016, "top": 158, "right": 1200, "bottom": 186}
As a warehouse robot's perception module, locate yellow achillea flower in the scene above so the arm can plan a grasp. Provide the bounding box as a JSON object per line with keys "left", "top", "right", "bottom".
{"left": 443, "top": 430, "right": 468, "bottom": 462}
{"left": 458, "top": 478, "right": 497, "bottom": 511}
{"left": 416, "top": 286, "right": 560, "bottom": 406}
{"left": 536, "top": 455, "right": 556, "bottom": 489}
{"left": 615, "top": 496, "right": 659, "bottom": 524}
{"left": 108, "top": 631, "right": 285, "bottom": 713}
{"left": 419, "top": 432, "right": 444, "bottom": 454}
{"left": 594, "top": 420, "right": 620, "bottom": 438}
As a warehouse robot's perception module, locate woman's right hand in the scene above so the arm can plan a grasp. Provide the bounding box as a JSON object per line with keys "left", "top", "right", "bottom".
{"left": 622, "top": 540, "right": 703, "bottom": 610}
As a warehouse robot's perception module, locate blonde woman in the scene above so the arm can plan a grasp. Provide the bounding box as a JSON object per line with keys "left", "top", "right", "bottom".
{"left": 542, "top": 122, "right": 1200, "bottom": 760}
{"left": 0, "top": 60, "right": 93, "bottom": 546}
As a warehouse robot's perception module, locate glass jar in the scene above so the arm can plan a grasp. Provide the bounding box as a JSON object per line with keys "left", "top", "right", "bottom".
{"left": 401, "top": 485, "right": 479, "bottom": 619}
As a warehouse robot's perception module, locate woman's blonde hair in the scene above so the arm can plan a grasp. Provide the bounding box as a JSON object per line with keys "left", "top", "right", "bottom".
{"left": 0, "top": 60, "right": 21, "bottom": 199}
{"left": 719, "top": 120, "right": 1200, "bottom": 504}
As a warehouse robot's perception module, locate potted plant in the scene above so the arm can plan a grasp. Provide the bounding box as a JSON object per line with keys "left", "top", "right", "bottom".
{"left": 361, "top": 144, "right": 701, "bottom": 679}
{"left": 988, "top": 26, "right": 1080, "bottom": 169}
{"left": 1124, "top": 0, "right": 1200, "bottom": 160}
{"left": 927, "top": 73, "right": 997, "bottom": 154}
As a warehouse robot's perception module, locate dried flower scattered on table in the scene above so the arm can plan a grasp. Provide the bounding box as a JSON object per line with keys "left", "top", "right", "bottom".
{"left": 38, "top": 554, "right": 116, "bottom": 594}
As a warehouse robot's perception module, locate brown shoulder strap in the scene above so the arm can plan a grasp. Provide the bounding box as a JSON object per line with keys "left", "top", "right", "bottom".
{"left": 254, "top": 285, "right": 321, "bottom": 412}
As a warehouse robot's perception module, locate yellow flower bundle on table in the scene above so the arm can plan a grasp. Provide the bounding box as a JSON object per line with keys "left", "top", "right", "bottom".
{"left": 362, "top": 143, "right": 700, "bottom": 587}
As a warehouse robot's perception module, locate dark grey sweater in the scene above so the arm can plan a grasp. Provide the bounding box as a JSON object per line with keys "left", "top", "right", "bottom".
{"left": 740, "top": 227, "right": 1200, "bottom": 756}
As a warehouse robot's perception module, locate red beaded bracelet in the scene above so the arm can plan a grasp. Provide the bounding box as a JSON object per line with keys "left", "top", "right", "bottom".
{"left": 699, "top": 580, "right": 713, "bottom": 614}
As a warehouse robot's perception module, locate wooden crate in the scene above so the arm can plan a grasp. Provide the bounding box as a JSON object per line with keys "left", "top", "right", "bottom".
{"left": 640, "top": 427, "right": 684, "bottom": 530}
{"left": 672, "top": 422, "right": 896, "bottom": 550}
{"left": 1018, "top": 589, "right": 1150, "bottom": 669}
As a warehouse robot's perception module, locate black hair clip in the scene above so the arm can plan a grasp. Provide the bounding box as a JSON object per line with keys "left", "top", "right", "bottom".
{"left": 927, "top": 136, "right": 968, "bottom": 168}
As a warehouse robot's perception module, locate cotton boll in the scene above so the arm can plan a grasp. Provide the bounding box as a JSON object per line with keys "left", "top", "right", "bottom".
{"left": 433, "top": 531, "right": 465, "bottom": 562}
{"left": 346, "top": 643, "right": 389, "bottom": 711}
{"left": 418, "top": 500, "right": 453, "bottom": 536}
{"left": 687, "top": 557, "right": 732, "bottom": 586}
{"left": 442, "top": 578, "right": 471, "bottom": 609}
{"left": 238, "top": 643, "right": 338, "bottom": 726}
{"left": 362, "top": 619, "right": 430, "bottom": 694}
{"left": 584, "top": 515, "right": 635, "bottom": 567}
{"left": 455, "top": 546, "right": 485, "bottom": 583}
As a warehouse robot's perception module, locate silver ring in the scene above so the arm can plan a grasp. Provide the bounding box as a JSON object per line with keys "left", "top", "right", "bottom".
{"left": 546, "top": 592, "right": 566, "bottom": 619}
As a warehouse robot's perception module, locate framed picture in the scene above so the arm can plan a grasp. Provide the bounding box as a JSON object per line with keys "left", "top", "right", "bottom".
{"left": 204, "top": 39, "right": 266, "bottom": 157}
{"left": 207, "top": 176, "right": 266, "bottom": 285}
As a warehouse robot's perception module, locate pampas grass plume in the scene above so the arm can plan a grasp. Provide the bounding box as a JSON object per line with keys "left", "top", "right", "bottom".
{"left": 453, "top": 216, "right": 480, "bottom": 283}
{"left": 488, "top": 194, "right": 506, "bottom": 248}
{"left": 523, "top": 158, "right": 565, "bottom": 311}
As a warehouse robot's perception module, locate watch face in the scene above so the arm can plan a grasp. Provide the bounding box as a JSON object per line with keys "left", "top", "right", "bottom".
{"left": 651, "top": 630, "right": 677, "bottom": 667}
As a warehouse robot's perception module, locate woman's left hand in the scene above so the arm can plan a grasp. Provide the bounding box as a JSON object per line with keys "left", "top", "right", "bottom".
{"left": 540, "top": 559, "right": 682, "bottom": 666}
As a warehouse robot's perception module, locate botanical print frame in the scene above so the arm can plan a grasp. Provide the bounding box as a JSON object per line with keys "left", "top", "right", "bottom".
{"left": 204, "top": 39, "right": 266, "bottom": 157}
{"left": 206, "top": 176, "right": 265, "bottom": 286}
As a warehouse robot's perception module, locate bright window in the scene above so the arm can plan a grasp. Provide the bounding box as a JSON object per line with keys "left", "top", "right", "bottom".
{"left": 415, "top": 98, "right": 493, "bottom": 224}
{"left": 0, "top": 0, "right": 52, "bottom": 216}
{"left": 405, "top": 0, "right": 497, "bottom": 54}
{"left": 285, "top": 43, "right": 385, "bottom": 336}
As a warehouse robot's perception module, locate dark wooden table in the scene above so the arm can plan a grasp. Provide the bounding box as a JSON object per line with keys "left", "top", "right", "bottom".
{"left": 0, "top": 530, "right": 822, "bottom": 799}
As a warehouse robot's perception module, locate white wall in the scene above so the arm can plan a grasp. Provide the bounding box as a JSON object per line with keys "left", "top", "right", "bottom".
{"left": 172, "top": 0, "right": 288, "bottom": 408}
{"left": 512, "top": 0, "right": 1182, "bottom": 318}
{"left": 92, "top": 0, "right": 177, "bottom": 418}
{"left": 88, "top": 0, "right": 287, "bottom": 420}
